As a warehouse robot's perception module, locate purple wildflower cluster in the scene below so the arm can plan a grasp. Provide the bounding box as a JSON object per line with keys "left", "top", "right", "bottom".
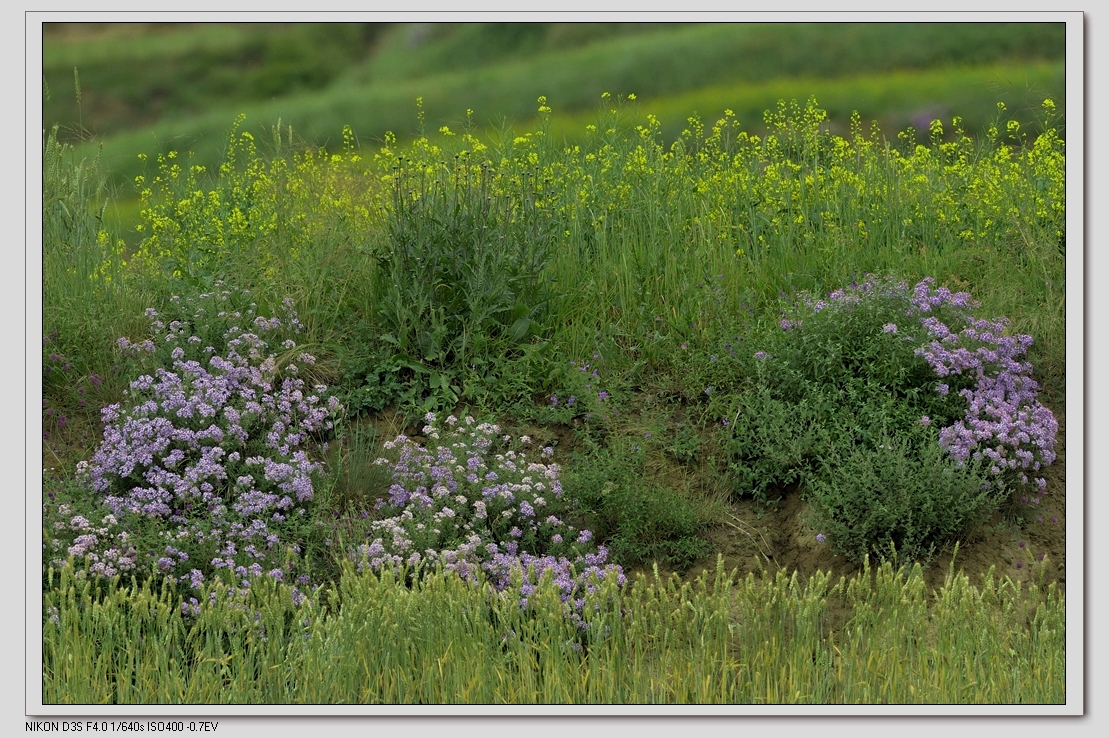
{"left": 71, "top": 287, "right": 340, "bottom": 590}
{"left": 357, "top": 412, "right": 625, "bottom": 624}
{"left": 909, "top": 278, "right": 1058, "bottom": 494}
{"left": 778, "top": 275, "right": 1058, "bottom": 493}
{"left": 43, "top": 500, "right": 137, "bottom": 578}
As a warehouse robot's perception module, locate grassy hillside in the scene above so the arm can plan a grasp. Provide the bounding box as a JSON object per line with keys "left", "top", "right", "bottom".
{"left": 39, "top": 27, "right": 1069, "bottom": 700}
{"left": 43, "top": 21, "right": 1065, "bottom": 196}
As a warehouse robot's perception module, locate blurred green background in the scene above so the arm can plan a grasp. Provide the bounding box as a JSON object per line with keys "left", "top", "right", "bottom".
{"left": 41, "top": 21, "right": 1065, "bottom": 241}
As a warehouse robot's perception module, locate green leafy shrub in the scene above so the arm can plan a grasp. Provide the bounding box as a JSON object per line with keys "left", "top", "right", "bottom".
{"left": 724, "top": 384, "right": 834, "bottom": 504}
{"left": 565, "top": 442, "right": 713, "bottom": 572}
{"left": 806, "top": 428, "right": 996, "bottom": 564}
{"left": 374, "top": 155, "right": 557, "bottom": 411}
{"left": 719, "top": 274, "right": 1057, "bottom": 564}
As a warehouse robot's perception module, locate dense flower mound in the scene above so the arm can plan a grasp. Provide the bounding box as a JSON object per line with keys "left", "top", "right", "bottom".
{"left": 724, "top": 274, "right": 1059, "bottom": 563}
{"left": 51, "top": 286, "right": 341, "bottom": 593}
{"left": 357, "top": 413, "right": 625, "bottom": 623}
{"left": 908, "top": 279, "right": 1058, "bottom": 494}
{"left": 833, "top": 276, "right": 1051, "bottom": 494}
{"left": 801, "top": 275, "right": 1059, "bottom": 495}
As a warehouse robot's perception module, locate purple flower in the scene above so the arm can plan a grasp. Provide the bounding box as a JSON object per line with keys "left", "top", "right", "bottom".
{"left": 754, "top": 351, "right": 768, "bottom": 361}
{"left": 816, "top": 533, "right": 826, "bottom": 543}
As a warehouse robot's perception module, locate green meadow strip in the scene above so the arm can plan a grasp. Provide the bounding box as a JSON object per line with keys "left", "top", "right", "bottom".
{"left": 43, "top": 24, "right": 258, "bottom": 68}
{"left": 42, "top": 559, "right": 1064, "bottom": 704}
{"left": 60, "top": 23, "right": 1063, "bottom": 188}
{"left": 544, "top": 60, "right": 1065, "bottom": 145}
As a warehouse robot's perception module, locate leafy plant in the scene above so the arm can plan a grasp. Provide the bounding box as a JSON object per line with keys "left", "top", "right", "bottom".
{"left": 665, "top": 422, "right": 703, "bottom": 465}
{"left": 723, "top": 383, "right": 834, "bottom": 504}
{"left": 806, "top": 428, "right": 997, "bottom": 565}
{"left": 374, "top": 155, "right": 557, "bottom": 410}
{"left": 565, "top": 440, "right": 713, "bottom": 572}
{"left": 720, "top": 274, "right": 1058, "bottom": 563}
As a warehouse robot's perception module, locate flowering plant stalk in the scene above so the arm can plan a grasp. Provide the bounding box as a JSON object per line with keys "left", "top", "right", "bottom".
{"left": 356, "top": 412, "right": 625, "bottom": 625}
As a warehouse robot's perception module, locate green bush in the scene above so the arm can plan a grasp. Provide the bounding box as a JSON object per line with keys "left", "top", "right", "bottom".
{"left": 718, "top": 274, "right": 1056, "bottom": 564}
{"left": 565, "top": 442, "right": 713, "bottom": 572}
{"left": 374, "top": 155, "right": 557, "bottom": 410}
{"left": 724, "top": 383, "right": 833, "bottom": 503}
{"left": 806, "top": 428, "right": 997, "bottom": 564}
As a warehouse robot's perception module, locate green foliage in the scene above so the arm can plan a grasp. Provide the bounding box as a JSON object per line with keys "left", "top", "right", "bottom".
{"left": 375, "top": 155, "right": 557, "bottom": 411}
{"left": 565, "top": 442, "right": 713, "bottom": 572}
{"left": 42, "top": 125, "right": 151, "bottom": 431}
{"left": 724, "top": 384, "right": 835, "bottom": 503}
{"left": 664, "top": 422, "right": 703, "bottom": 465}
{"left": 337, "top": 351, "right": 411, "bottom": 417}
{"left": 806, "top": 430, "right": 999, "bottom": 565}
{"left": 717, "top": 274, "right": 1054, "bottom": 564}
{"left": 42, "top": 557, "right": 1066, "bottom": 704}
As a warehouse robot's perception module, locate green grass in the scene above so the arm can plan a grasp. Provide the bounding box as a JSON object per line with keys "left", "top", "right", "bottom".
{"left": 41, "top": 555, "right": 1065, "bottom": 704}
{"left": 544, "top": 59, "right": 1065, "bottom": 146}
